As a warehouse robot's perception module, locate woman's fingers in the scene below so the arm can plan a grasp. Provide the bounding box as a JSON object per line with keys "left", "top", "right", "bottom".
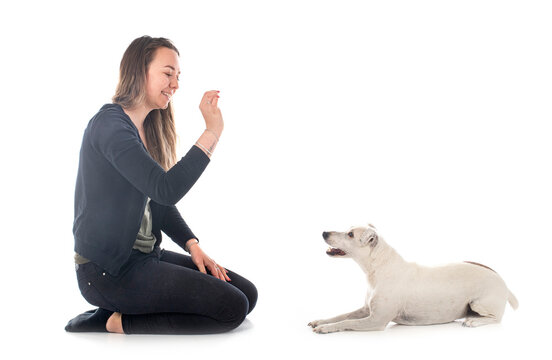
{"left": 220, "top": 265, "right": 231, "bottom": 281}
{"left": 196, "top": 261, "right": 207, "bottom": 275}
{"left": 201, "top": 90, "right": 220, "bottom": 105}
{"left": 207, "top": 261, "right": 226, "bottom": 281}
{"left": 202, "top": 90, "right": 218, "bottom": 98}
{"left": 207, "top": 93, "right": 219, "bottom": 107}
{"left": 215, "top": 264, "right": 231, "bottom": 282}
{"left": 211, "top": 94, "right": 219, "bottom": 107}
{"left": 217, "top": 265, "right": 227, "bottom": 281}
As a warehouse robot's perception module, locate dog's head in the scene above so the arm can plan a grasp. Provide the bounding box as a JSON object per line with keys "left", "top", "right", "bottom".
{"left": 322, "top": 224, "right": 379, "bottom": 259}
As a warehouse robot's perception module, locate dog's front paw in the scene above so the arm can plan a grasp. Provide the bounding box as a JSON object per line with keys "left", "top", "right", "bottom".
{"left": 313, "top": 324, "right": 338, "bottom": 334}
{"left": 308, "top": 320, "right": 324, "bottom": 328}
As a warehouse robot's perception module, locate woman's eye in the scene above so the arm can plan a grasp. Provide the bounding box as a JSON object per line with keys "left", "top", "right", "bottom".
{"left": 166, "top": 73, "right": 179, "bottom": 81}
{"left": 348, "top": 232, "right": 354, "bottom": 238}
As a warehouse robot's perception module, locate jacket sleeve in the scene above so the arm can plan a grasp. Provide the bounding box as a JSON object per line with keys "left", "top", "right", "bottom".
{"left": 161, "top": 205, "right": 198, "bottom": 251}
{"left": 91, "top": 111, "right": 210, "bottom": 206}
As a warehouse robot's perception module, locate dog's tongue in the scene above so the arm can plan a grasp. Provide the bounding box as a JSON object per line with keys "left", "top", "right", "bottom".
{"left": 326, "top": 247, "right": 346, "bottom": 256}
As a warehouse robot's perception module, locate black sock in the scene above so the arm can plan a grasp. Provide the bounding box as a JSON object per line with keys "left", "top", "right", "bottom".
{"left": 65, "top": 308, "right": 114, "bottom": 333}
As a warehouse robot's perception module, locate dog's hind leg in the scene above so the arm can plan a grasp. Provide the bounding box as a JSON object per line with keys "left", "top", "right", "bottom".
{"left": 463, "top": 297, "right": 506, "bottom": 327}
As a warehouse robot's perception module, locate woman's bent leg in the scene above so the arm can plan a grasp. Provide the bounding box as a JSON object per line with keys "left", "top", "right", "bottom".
{"left": 76, "top": 250, "right": 252, "bottom": 334}
{"left": 159, "top": 249, "right": 258, "bottom": 315}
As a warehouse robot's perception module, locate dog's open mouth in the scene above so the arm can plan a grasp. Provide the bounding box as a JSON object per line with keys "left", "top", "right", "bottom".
{"left": 326, "top": 247, "right": 347, "bottom": 256}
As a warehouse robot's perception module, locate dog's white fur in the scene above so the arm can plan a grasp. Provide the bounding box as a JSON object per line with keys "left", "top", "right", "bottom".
{"left": 308, "top": 224, "right": 518, "bottom": 334}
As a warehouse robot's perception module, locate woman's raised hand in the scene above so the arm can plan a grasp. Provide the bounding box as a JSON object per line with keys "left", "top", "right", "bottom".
{"left": 199, "top": 90, "right": 223, "bottom": 138}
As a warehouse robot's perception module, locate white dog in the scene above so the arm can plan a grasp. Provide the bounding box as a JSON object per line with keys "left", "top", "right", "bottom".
{"left": 308, "top": 224, "right": 518, "bottom": 334}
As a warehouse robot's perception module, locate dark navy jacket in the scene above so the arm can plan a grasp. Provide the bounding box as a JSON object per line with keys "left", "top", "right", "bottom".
{"left": 73, "top": 103, "right": 210, "bottom": 275}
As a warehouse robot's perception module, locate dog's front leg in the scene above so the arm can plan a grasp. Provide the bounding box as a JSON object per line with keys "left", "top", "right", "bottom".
{"left": 313, "top": 314, "right": 392, "bottom": 334}
{"left": 313, "top": 303, "right": 395, "bottom": 334}
{"left": 308, "top": 307, "right": 370, "bottom": 329}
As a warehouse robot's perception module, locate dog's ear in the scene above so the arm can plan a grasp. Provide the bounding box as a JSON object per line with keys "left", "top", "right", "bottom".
{"left": 360, "top": 229, "right": 379, "bottom": 248}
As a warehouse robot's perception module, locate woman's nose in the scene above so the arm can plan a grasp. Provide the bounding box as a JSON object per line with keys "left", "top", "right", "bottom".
{"left": 171, "top": 77, "right": 179, "bottom": 90}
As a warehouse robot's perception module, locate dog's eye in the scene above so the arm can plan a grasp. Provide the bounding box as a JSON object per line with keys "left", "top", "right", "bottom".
{"left": 348, "top": 232, "right": 354, "bottom": 238}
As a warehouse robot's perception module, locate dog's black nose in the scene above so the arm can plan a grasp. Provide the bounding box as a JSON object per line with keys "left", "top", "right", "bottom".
{"left": 322, "top": 231, "right": 329, "bottom": 239}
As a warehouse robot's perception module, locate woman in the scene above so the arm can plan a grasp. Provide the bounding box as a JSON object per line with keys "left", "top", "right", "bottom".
{"left": 65, "top": 36, "right": 257, "bottom": 334}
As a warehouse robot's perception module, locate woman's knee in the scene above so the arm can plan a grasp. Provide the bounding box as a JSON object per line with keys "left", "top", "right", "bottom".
{"left": 244, "top": 281, "right": 258, "bottom": 314}
{"left": 227, "top": 272, "right": 258, "bottom": 315}
{"left": 218, "top": 288, "right": 249, "bottom": 327}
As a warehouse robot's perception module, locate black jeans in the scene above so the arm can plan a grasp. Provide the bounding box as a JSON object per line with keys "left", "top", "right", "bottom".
{"left": 76, "top": 247, "right": 257, "bottom": 334}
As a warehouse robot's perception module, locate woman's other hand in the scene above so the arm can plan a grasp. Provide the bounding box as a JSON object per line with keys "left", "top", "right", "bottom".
{"left": 199, "top": 90, "right": 223, "bottom": 138}
{"left": 187, "top": 240, "right": 231, "bottom": 282}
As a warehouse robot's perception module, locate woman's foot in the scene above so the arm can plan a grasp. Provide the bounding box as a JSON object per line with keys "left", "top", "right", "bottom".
{"left": 65, "top": 308, "right": 113, "bottom": 332}
{"left": 106, "top": 312, "right": 124, "bottom": 333}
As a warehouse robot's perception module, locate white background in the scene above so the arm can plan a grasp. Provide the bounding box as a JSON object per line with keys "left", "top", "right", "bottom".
{"left": 1, "top": 0, "right": 550, "bottom": 359}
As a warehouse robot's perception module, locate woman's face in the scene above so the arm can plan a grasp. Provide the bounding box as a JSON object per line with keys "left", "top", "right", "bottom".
{"left": 145, "top": 47, "right": 180, "bottom": 110}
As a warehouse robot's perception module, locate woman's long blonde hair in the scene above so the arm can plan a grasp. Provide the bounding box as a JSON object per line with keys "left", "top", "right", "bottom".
{"left": 112, "top": 36, "right": 179, "bottom": 171}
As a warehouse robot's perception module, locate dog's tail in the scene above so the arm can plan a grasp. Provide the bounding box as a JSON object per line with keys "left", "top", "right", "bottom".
{"left": 507, "top": 289, "right": 519, "bottom": 310}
